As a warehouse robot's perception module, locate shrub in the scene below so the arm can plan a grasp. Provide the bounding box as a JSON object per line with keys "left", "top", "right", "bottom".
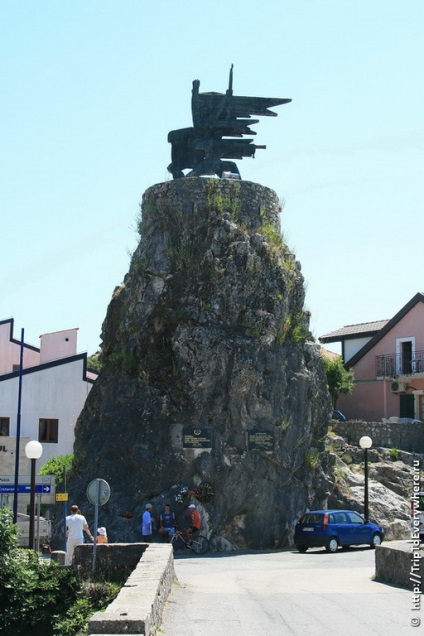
{"left": 0, "top": 508, "right": 119, "bottom": 636}
{"left": 389, "top": 447, "right": 399, "bottom": 461}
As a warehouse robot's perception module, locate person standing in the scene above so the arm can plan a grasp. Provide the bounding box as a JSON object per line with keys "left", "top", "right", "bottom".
{"left": 65, "top": 505, "right": 93, "bottom": 565}
{"left": 158, "top": 504, "right": 176, "bottom": 542}
{"left": 142, "top": 503, "right": 154, "bottom": 542}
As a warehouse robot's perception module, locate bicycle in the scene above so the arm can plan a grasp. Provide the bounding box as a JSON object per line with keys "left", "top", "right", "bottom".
{"left": 170, "top": 529, "right": 210, "bottom": 555}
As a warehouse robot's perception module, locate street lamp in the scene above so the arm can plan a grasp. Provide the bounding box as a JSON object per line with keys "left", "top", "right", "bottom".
{"left": 25, "top": 441, "right": 43, "bottom": 550}
{"left": 359, "top": 435, "right": 372, "bottom": 522}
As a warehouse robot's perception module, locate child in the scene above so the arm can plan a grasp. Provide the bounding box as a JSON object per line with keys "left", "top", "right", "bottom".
{"left": 97, "top": 527, "right": 108, "bottom": 544}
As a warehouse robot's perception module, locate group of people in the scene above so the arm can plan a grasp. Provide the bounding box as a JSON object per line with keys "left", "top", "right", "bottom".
{"left": 65, "top": 504, "right": 108, "bottom": 565}
{"left": 142, "top": 502, "right": 201, "bottom": 543}
{"left": 65, "top": 499, "right": 202, "bottom": 565}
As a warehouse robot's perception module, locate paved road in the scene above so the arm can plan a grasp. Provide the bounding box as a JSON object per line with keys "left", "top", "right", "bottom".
{"left": 161, "top": 545, "right": 415, "bottom": 635}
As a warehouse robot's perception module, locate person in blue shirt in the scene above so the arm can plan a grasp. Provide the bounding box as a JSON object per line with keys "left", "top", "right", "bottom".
{"left": 141, "top": 503, "right": 153, "bottom": 542}
{"left": 158, "top": 503, "right": 176, "bottom": 542}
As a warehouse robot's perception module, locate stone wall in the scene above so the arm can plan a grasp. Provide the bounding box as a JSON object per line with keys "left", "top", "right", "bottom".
{"left": 375, "top": 541, "right": 423, "bottom": 591}
{"left": 75, "top": 544, "right": 175, "bottom": 636}
{"left": 74, "top": 542, "right": 148, "bottom": 581}
{"left": 332, "top": 420, "right": 424, "bottom": 453}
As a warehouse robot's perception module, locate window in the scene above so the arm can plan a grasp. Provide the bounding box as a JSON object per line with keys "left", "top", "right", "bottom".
{"left": 419, "top": 395, "right": 424, "bottom": 421}
{"left": 348, "top": 512, "right": 364, "bottom": 524}
{"left": 38, "top": 419, "right": 58, "bottom": 443}
{"left": 0, "top": 417, "right": 10, "bottom": 436}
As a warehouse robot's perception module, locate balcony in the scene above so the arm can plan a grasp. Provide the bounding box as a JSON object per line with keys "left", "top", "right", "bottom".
{"left": 375, "top": 351, "right": 424, "bottom": 378}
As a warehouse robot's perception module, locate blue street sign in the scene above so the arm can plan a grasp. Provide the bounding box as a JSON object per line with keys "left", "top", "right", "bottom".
{"left": 0, "top": 484, "right": 51, "bottom": 494}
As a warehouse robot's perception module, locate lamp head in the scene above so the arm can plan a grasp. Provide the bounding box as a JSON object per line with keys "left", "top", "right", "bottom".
{"left": 359, "top": 435, "right": 372, "bottom": 450}
{"left": 25, "top": 440, "right": 43, "bottom": 460}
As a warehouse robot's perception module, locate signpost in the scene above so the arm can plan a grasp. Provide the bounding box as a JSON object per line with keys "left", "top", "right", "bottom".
{"left": 0, "top": 484, "right": 52, "bottom": 494}
{"left": 0, "top": 474, "right": 55, "bottom": 505}
{"left": 87, "top": 478, "right": 110, "bottom": 572}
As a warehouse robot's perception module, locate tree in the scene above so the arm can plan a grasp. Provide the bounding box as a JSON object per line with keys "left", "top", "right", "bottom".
{"left": 39, "top": 455, "right": 73, "bottom": 486}
{"left": 321, "top": 354, "right": 354, "bottom": 408}
{"left": 87, "top": 351, "right": 103, "bottom": 373}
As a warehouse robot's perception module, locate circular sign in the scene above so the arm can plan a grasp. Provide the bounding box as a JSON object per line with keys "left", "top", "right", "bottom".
{"left": 86, "top": 478, "right": 110, "bottom": 506}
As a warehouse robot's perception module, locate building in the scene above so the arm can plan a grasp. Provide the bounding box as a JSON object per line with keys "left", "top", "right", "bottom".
{"left": 0, "top": 318, "right": 97, "bottom": 473}
{"left": 320, "top": 293, "right": 424, "bottom": 422}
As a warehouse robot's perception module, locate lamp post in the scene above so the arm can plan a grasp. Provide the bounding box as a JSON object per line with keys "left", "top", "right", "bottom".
{"left": 25, "top": 441, "right": 43, "bottom": 550}
{"left": 359, "top": 435, "right": 372, "bottom": 522}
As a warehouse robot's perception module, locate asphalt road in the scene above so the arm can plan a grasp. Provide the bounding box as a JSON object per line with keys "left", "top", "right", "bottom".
{"left": 160, "top": 545, "right": 415, "bottom": 635}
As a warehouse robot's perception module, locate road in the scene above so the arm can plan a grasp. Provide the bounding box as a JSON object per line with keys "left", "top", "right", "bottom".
{"left": 160, "top": 545, "right": 415, "bottom": 635}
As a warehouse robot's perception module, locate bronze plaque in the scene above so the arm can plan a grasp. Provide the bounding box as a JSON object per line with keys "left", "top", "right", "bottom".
{"left": 183, "top": 427, "right": 212, "bottom": 449}
{"left": 247, "top": 430, "right": 274, "bottom": 451}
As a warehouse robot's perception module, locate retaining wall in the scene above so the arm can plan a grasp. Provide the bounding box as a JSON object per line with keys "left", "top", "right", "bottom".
{"left": 375, "top": 540, "right": 423, "bottom": 590}
{"left": 74, "top": 543, "right": 174, "bottom": 636}
{"left": 332, "top": 420, "right": 424, "bottom": 453}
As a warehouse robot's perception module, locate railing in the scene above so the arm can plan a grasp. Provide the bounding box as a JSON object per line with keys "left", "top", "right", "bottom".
{"left": 375, "top": 350, "right": 424, "bottom": 377}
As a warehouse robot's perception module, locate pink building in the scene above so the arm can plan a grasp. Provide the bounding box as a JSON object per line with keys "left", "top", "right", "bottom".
{"left": 320, "top": 293, "right": 424, "bottom": 422}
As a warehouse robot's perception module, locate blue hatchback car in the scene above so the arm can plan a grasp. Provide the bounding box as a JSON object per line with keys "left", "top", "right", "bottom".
{"left": 294, "top": 509, "right": 384, "bottom": 553}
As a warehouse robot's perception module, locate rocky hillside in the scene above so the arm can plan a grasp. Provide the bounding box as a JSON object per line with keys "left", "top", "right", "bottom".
{"left": 68, "top": 178, "right": 332, "bottom": 549}
{"left": 323, "top": 429, "right": 418, "bottom": 540}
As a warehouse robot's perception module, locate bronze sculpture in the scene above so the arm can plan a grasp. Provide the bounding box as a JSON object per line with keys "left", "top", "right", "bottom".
{"left": 167, "top": 65, "right": 291, "bottom": 179}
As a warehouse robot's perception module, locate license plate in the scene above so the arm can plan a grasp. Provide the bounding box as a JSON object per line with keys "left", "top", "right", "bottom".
{"left": 302, "top": 527, "right": 314, "bottom": 532}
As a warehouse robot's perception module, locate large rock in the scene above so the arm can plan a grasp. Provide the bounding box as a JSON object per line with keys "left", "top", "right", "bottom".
{"left": 69, "top": 178, "right": 331, "bottom": 549}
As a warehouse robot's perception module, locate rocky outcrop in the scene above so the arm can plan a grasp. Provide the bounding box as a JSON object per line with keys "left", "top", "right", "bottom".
{"left": 324, "top": 432, "right": 422, "bottom": 539}
{"left": 69, "top": 178, "right": 331, "bottom": 549}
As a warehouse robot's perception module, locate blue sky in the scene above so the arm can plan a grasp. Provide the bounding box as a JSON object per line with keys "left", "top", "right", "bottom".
{"left": 1, "top": 0, "right": 423, "bottom": 355}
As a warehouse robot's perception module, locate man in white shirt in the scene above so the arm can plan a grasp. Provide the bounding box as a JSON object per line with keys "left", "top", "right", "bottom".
{"left": 65, "top": 505, "right": 93, "bottom": 565}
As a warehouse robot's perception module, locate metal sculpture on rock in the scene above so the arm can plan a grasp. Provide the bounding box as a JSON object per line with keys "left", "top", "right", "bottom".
{"left": 167, "top": 65, "right": 291, "bottom": 179}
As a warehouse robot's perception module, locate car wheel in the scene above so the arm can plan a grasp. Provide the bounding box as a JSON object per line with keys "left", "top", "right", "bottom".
{"left": 326, "top": 537, "right": 339, "bottom": 553}
{"left": 370, "top": 533, "right": 382, "bottom": 548}
{"left": 297, "top": 545, "right": 308, "bottom": 553}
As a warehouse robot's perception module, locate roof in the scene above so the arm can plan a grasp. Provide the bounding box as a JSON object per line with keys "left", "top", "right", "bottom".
{"left": 319, "top": 320, "right": 389, "bottom": 343}
{"left": 345, "top": 292, "right": 424, "bottom": 368}
{"left": 319, "top": 347, "right": 341, "bottom": 361}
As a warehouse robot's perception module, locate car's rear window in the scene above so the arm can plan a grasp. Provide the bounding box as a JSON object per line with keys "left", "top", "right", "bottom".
{"left": 300, "top": 513, "right": 323, "bottom": 524}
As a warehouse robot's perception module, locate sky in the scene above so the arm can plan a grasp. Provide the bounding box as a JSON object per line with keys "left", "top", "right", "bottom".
{"left": 1, "top": 0, "right": 423, "bottom": 356}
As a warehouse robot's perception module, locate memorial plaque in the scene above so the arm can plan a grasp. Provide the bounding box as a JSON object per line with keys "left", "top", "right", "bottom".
{"left": 183, "top": 427, "right": 212, "bottom": 449}
{"left": 247, "top": 430, "right": 275, "bottom": 451}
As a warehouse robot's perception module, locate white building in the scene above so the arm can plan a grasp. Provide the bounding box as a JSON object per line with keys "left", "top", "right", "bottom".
{"left": 0, "top": 319, "right": 97, "bottom": 472}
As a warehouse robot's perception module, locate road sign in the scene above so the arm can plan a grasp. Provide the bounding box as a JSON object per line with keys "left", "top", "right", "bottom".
{"left": 0, "top": 474, "right": 54, "bottom": 485}
{"left": 56, "top": 493, "right": 68, "bottom": 501}
{"left": 0, "top": 484, "right": 52, "bottom": 494}
{"left": 87, "top": 478, "right": 110, "bottom": 506}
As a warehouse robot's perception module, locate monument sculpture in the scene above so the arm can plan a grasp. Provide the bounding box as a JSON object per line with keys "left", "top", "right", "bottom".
{"left": 167, "top": 65, "right": 291, "bottom": 179}
{"left": 67, "top": 70, "right": 333, "bottom": 551}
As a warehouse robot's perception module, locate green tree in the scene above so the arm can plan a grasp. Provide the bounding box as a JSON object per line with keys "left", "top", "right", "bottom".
{"left": 87, "top": 351, "right": 103, "bottom": 373}
{"left": 39, "top": 455, "right": 73, "bottom": 486}
{"left": 321, "top": 353, "right": 354, "bottom": 408}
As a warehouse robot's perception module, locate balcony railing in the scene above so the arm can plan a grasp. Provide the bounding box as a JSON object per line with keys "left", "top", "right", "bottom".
{"left": 375, "top": 351, "right": 424, "bottom": 377}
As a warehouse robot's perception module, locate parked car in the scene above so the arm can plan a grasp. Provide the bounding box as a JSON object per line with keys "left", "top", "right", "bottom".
{"left": 16, "top": 512, "right": 52, "bottom": 547}
{"left": 294, "top": 509, "right": 384, "bottom": 553}
{"left": 331, "top": 410, "right": 346, "bottom": 421}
